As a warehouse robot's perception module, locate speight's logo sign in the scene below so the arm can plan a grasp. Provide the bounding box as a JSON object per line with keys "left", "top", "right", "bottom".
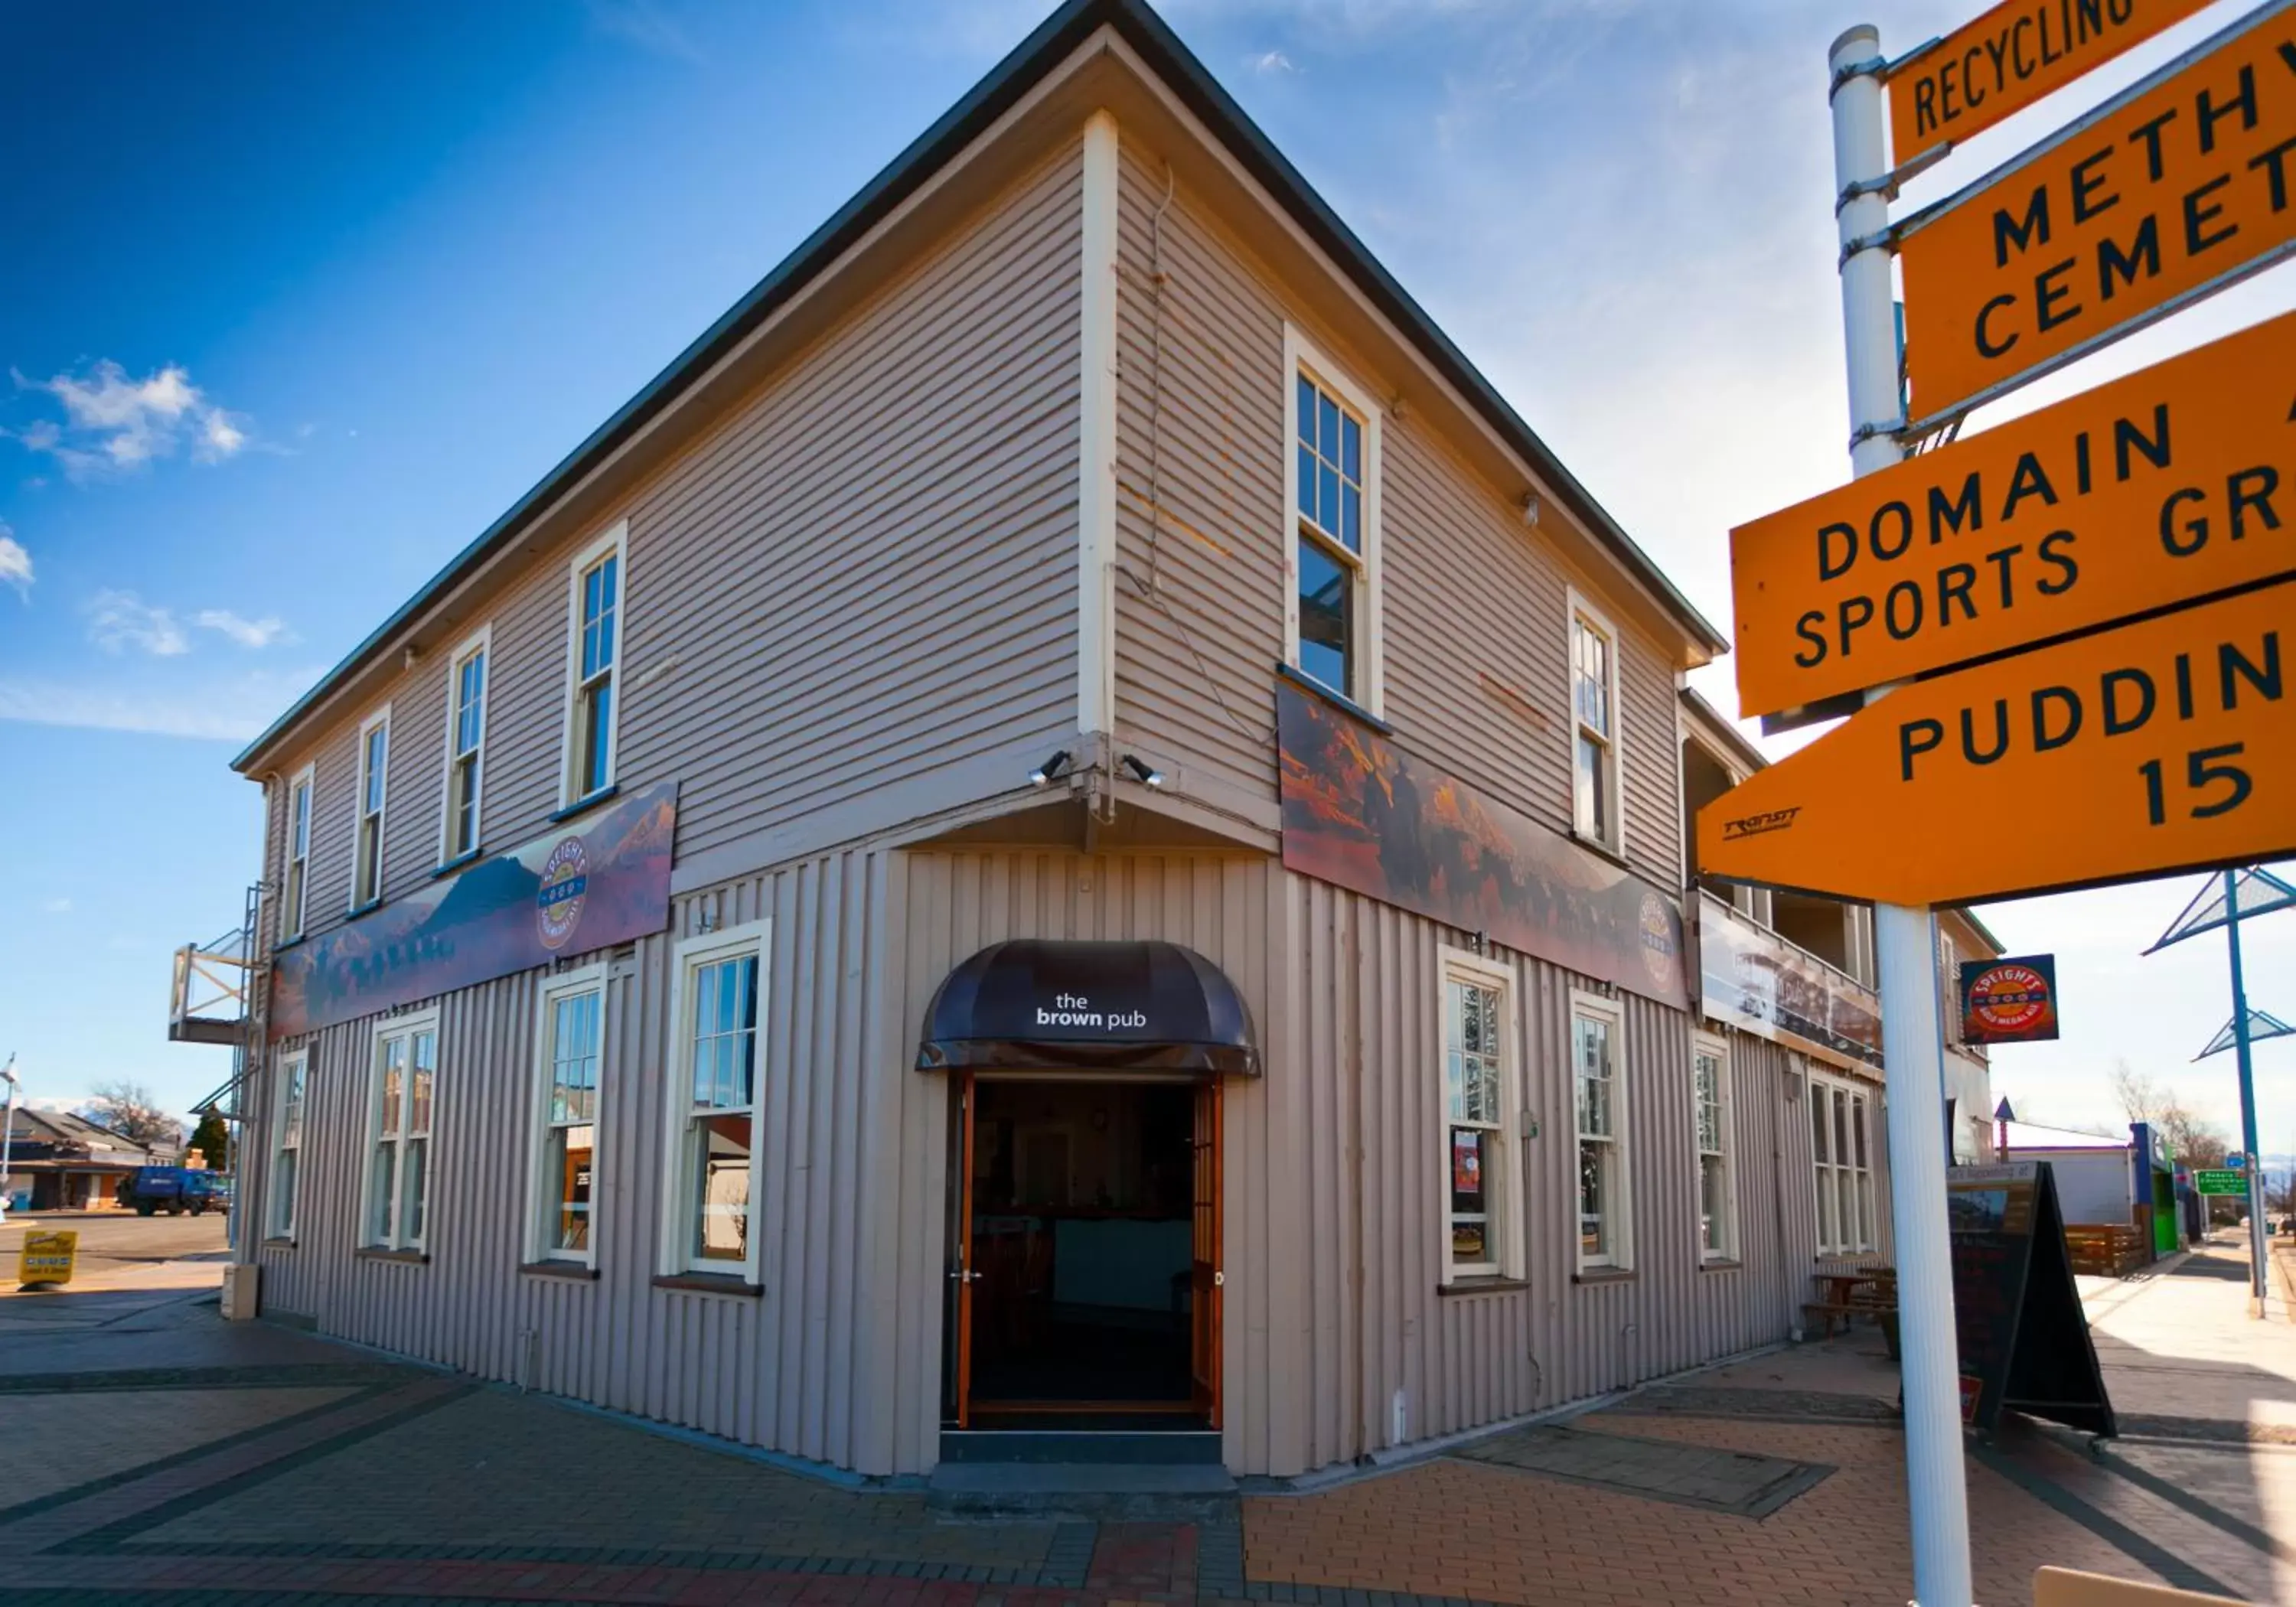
{"left": 536, "top": 837, "right": 591, "bottom": 951}
{"left": 1958, "top": 953, "right": 2061, "bottom": 1045}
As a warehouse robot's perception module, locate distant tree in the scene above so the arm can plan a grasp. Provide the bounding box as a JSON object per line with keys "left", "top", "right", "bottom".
{"left": 186, "top": 1110, "right": 230, "bottom": 1171}
{"left": 80, "top": 1081, "right": 178, "bottom": 1149}
{"left": 2105, "top": 1059, "right": 2229, "bottom": 1166}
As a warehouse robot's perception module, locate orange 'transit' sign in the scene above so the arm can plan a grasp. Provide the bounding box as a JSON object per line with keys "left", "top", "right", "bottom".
{"left": 1698, "top": 579, "right": 2296, "bottom": 906}
{"left": 1888, "top": 0, "right": 2218, "bottom": 155}
{"left": 1730, "top": 311, "right": 2296, "bottom": 721}
{"left": 1898, "top": 6, "right": 2296, "bottom": 425}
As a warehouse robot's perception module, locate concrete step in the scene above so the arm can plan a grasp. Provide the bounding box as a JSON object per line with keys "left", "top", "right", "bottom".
{"left": 941, "top": 1428, "right": 1224, "bottom": 1465}
{"left": 926, "top": 1459, "right": 1240, "bottom": 1521}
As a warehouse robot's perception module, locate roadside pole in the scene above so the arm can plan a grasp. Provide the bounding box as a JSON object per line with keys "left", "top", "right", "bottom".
{"left": 1829, "top": 26, "right": 1974, "bottom": 1607}
{"left": 2226, "top": 869, "right": 2268, "bottom": 1309}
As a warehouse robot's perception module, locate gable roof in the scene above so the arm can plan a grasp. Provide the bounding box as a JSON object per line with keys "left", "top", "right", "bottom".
{"left": 234, "top": 0, "right": 1728, "bottom": 774}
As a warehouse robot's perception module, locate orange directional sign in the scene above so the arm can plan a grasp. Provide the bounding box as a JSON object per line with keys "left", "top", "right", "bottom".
{"left": 1731, "top": 311, "right": 2296, "bottom": 721}
{"left": 1888, "top": 0, "right": 2217, "bottom": 155}
{"left": 1698, "top": 580, "right": 2296, "bottom": 906}
{"left": 1899, "top": 6, "right": 2296, "bottom": 425}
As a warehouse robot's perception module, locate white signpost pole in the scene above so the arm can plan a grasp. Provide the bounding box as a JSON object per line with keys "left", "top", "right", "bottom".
{"left": 1828, "top": 27, "right": 1975, "bottom": 1606}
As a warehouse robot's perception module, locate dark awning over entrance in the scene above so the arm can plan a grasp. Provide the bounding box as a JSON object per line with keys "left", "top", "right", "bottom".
{"left": 917, "top": 940, "right": 1260, "bottom": 1077}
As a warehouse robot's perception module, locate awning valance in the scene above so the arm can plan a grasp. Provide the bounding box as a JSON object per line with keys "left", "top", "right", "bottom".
{"left": 916, "top": 940, "right": 1260, "bottom": 1077}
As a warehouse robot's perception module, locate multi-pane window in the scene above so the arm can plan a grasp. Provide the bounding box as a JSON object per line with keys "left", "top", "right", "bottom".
{"left": 1694, "top": 1035, "right": 1734, "bottom": 1260}
{"left": 533, "top": 972, "right": 603, "bottom": 1263}
{"left": 1444, "top": 971, "right": 1505, "bottom": 1277}
{"left": 1571, "top": 602, "right": 1620, "bottom": 851}
{"left": 1574, "top": 993, "right": 1627, "bottom": 1268}
{"left": 1811, "top": 1072, "right": 1877, "bottom": 1257}
{"left": 354, "top": 711, "right": 390, "bottom": 908}
{"left": 442, "top": 635, "right": 488, "bottom": 862}
{"left": 282, "top": 767, "right": 312, "bottom": 942}
{"left": 1286, "top": 338, "right": 1378, "bottom": 712}
{"left": 269, "top": 1050, "right": 307, "bottom": 1240}
{"left": 669, "top": 924, "right": 769, "bottom": 1277}
{"left": 364, "top": 1012, "right": 437, "bottom": 1252}
{"left": 566, "top": 529, "right": 624, "bottom": 806}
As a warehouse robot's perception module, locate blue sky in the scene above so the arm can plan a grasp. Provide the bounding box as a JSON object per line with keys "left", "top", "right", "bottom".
{"left": 2, "top": 0, "right": 2288, "bottom": 1145}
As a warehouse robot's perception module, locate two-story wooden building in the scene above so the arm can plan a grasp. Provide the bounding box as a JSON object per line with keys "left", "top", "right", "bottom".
{"left": 218, "top": 0, "right": 1910, "bottom": 1482}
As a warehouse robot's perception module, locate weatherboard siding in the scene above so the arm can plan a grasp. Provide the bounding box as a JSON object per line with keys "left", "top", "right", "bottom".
{"left": 1108, "top": 149, "right": 1684, "bottom": 888}
{"left": 256, "top": 140, "right": 1084, "bottom": 952}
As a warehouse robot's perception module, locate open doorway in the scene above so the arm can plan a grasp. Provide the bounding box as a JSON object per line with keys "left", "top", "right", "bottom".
{"left": 950, "top": 1077, "right": 1218, "bottom": 1429}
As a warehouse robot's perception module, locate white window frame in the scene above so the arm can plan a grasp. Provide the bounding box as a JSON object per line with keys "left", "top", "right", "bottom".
{"left": 660, "top": 919, "right": 771, "bottom": 1283}
{"left": 559, "top": 521, "right": 628, "bottom": 810}
{"left": 358, "top": 1005, "right": 441, "bottom": 1253}
{"left": 1571, "top": 988, "right": 1631, "bottom": 1271}
{"left": 529, "top": 963, "right": 608, "bottom": 1266}
{"left": 1692, "top": 1031, "right": 1737, "bottom": 1263}
{"left": 269, "top": 1048, "right": 308, "bottom": 1241}
{"left": 282, "top": 762, "right": 315, "bottom": 943}
{"left": 1810, "top": 1068, "right": 1879, "bottom": 1257}
{"left": 1437, "top": 945, "right": 1521, "bottom": 1284}
{"left": 350, "top": 705, "right": 392, "bottom": 911}
{"left": 1280, "top": 325, "right": 1384, "bottom": 715}
{"left": 437, "top": 624, "right": 492, "bottom": 867}
{"left": 1568, "top": 589, "right": 1624, "bottom": 854}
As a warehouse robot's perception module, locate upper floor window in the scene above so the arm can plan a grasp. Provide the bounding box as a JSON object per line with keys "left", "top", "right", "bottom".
{"left": 1283, "top": 330, "right": 1381, "bottom": 712}
{"left": 1440, "top": 947, "right": 1519, "bottom": 1283}
{"left": 1570, "top": 595, "right": 1621, "bottom": 852}
{"left": 563, "top": 523, "right": 627, "bottom": 808}
{"left": 441, "top": 628, "right": 489, "bottom": 864}
{"left": 353, "top": 707, "right": 391, "bottom": 910}
{"left": 282, "top": 764, "right": 314, "bottom": 943}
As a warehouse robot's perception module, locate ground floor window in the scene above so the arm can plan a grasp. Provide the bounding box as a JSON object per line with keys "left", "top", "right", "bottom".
{"left": 1440, "top": 947, "right": 1517, "bottom": 1281}
{"left": 1811, "top": 1070, "right": 1877, "bottom": 1256}
{"left": 664, "top": 921, "right": 771, "bottom": 1279}
{"left": 362, "top": 1009, "right": 439, "bottom": 1252}
{"left": 1572, "top": 989, "right": 1628, "bottom": 1270}
{"left": 1694, "top": 1032, "right": 1734, "bottom": 1260}
{"left": 270, "top": 1049, "right": 307, "bottom": 1240}
{"left": 531, "top": 966, "right": 606, "bottom": 1263}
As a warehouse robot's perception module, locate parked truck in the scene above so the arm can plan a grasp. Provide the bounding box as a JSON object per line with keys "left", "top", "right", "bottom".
{"left": 126, "top": 1166, "right": 223, "bottom": 1217}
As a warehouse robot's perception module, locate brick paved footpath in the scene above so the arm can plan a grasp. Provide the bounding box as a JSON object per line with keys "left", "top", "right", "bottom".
{"left": 1, "top": 1253, "right": 2283, "bottom": 1607}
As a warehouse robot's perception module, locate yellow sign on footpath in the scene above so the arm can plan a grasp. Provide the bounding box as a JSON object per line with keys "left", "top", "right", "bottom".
{"left": 18, "top": 1229, "right": 77, "bottom": 1288}
{"left": 1887, "top": 0, "right": 2218, "bottom": 155}
{"left": 1731, "top": 311, "right": 2296, "bottom": 720}
{"left": 1899, "top": 4, "right": 2296, "bottom": 424}
{"left": 1698, "top": 579, "right": 2296, "bottom": 906}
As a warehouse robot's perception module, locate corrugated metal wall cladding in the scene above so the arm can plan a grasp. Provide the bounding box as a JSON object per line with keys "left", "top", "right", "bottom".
{"left": 1107, "top": 156, "right": 1687, "bottom": 873}
{"left": 255, "top": 142, "right": 1084, "bottom": 948}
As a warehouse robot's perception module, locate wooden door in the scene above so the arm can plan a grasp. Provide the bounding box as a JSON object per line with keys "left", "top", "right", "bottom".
{"left": 1189, "top": 1077, "right": 1223, "bottom": 1427}
{"left": 954, "top": 1071, "right": 978, "bottom": 1428}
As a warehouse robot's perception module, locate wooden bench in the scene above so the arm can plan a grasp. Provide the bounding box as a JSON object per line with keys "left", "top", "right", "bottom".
{"left": 1803, "top": 1270, "right": 1896, "bottom": 1338}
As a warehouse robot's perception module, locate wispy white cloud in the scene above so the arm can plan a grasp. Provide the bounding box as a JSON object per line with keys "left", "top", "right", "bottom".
{"left": 1249, "top": 50, "right": 1296, "bottom": 73}
{"left": 193, "top": 608, "right": 290, "bottom": 649}
{"left": 0, "top": 664, "right": 322, "bottom": 742}
{"left": 585, "top": 0, "right": 703, "bottom": 61}
{"left": 8, "top": 360, "right": 251, "bottom": 481}
{"left": 41, "top": 897, "right": 72, "bottom": 914}
{"left": 0, "top": 524, "right": 30, "bottom": 599}
{"left": 86, "top": 589, "right": 190, "bottom": 657}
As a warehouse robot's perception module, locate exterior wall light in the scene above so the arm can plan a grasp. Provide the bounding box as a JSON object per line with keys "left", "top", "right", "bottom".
{"left": 1029, "top": 750, "right": 1071, "bottom": 787}
{"left": 1120, "top": 755, "right": 1164, "bottom": 789}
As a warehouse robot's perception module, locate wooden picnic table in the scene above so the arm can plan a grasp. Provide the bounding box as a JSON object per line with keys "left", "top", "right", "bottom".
{"left": 1803, "top": 1267, "right": 1896, "bottom": 1338}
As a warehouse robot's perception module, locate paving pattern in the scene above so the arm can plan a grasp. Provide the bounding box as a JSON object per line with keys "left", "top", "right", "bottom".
{"left": 2, "top": 1246, "right": 2288, "bottom": 1606}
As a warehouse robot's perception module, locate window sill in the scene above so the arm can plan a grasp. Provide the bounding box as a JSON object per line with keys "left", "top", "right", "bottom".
{"left": 1567, "top": 830, "right": 1633, "bottom": 872}
{"left": 1438, "top": 1276, "right": 1530, "bottom": 1297}
{"left": 652, "top": 1271, "right": 761, "bottom": 1297}
{"left": 269, "top": 935, "right": 307, "bottom": 956}
{"left": 1698, "top": 1257, "right": 1744, "bottom": 1273}
{"left": 1572, "top": 1266, "right": 1637, "bottom": 1286}
{"left": 261, "top": 1236, "right": 296, "bottom": 1250}
{"left": 1276, "top": 661, "right": 1392, "bottom": 735}
{"left": 552, "top": 784, "right": 620, "bottom": 823}
{"left": 344, "top": 898, "right": 386, "bottom": 923}
{"left": 432, "top": 849, "right": 483, "bottom": 880}
{"left": 355, "top": 1247, "right": 428, "bottom": 1266}
{"left": 520, "top": 1259, "right": 599, "bottom": 1281}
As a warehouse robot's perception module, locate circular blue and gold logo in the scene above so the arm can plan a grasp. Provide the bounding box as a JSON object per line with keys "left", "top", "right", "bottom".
{"left": 536, "top": 837, "right": 590, "bottom": 952}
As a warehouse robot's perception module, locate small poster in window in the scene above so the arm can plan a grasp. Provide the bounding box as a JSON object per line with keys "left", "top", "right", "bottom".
{"left": 1451, "top": 1129, "right": 1483, "bottom": 1206}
